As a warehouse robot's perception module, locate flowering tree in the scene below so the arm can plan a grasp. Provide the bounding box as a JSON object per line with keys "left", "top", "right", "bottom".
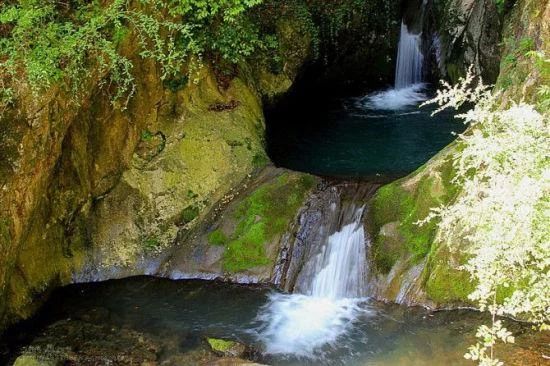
{"left": 422, "top": 69, "right": 550, "bottom": 365}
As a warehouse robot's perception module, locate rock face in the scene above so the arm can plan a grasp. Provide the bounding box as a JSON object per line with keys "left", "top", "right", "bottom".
{"left": 301, "top": 0, "right": 401, "bottom": 92}
{"left": 366, "top": 0, "right": 550, "bottom": 308}
{"left": 365, "top": 143, "right": 474, "bottom": 307}
{"left": 0, "top": 8, "right": 311, "bottom": 331}
{"left": 426, "top": 0, "right": 503, "bottom": 84}
{"left": 162, "top": 168, "right": 318, "bottom": 284}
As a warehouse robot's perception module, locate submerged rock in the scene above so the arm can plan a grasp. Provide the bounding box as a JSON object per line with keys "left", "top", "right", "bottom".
{"left": 12, "top": 320, "right": 159, "bottom": 365}
{"left": 13, "top": 356, "right": 53, "bottom": 366}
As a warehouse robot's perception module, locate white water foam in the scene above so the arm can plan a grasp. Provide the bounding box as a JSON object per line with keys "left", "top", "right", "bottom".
{"left": 256, "top": 293, "right": 369, "bottom": 357}
{"left": 256, "top": 208, "right": 372, "bottom": 357}
{"left": 358, "top": 83, "right": 428, "bottom": 111}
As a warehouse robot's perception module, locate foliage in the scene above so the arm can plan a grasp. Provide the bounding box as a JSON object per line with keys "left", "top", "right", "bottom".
{"left": 493, "top": 0, "right": 515, "bottom": 15}
{"left": 526, "top": 50, "right": 550, "bottom": 112}
{"left": 0, "top": 0, "right": 269, "bottom": 108}
{"left": 422, "top": 69, "right": 550, "bottom": 365}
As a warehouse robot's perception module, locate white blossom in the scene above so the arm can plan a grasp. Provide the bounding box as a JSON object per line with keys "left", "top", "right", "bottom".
{"left": 423, "top": 68, "right": 550, "bottom": 365}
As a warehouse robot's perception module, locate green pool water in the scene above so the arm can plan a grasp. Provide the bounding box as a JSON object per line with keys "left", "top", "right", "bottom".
{"left": 266, "top": 88, "right": 465, "bottom": 178}
{"left": 2, "top": 277, "right": 544, "bottom": 365}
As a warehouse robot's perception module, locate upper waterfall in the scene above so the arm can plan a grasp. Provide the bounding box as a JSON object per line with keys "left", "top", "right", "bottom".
{"left": 394, "top": 21, "right": 424, "bottom": 89}
{"left": 357, "top": 17, "right": 427, "bottom": 110}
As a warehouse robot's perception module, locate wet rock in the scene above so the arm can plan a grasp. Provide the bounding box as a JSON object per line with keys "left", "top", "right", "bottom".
{"left": 204, "top": 358, "right": 268, "bottom": 366}
{"left": 276, "top": 181, "right": 378, "bottom": 293}
{"left": 163, "top": 167, "right": 319, "bottom": 284}
{"left": 0, "top": 4, "right": 313, "bottom": 331}
{"left": 434, "top": 0, "right": 502, "bottom": 83}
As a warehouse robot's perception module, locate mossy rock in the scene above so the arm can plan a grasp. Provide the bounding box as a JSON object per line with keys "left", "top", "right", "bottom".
{"left": 367, "top": 144, "right": 474, "bottom": 306}
{"left": 222, "top": 173, "right": 316, "bottom": 272}
{"left": 13, "top": 355, "right": 55, "bottom": 366}
{"left": 424, "top": 245, "right": 476, "bottom": 305}
{"left": 180, "top": 206, "right": 200, "bottom": 225}
{"left": 369, "top": 150, "right": 459, "bottom": 273}
{"left": 208, "top": 229, "right": 228, "bottom": 246}
{"left": 206, "top": 338, "right": 246, "bottom": 357}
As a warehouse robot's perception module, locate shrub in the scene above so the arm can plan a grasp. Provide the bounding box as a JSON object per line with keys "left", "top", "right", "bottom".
{"left": 0, "top": 0, "right": 270, "bottom": 108}
{"left": 423, "top": 69, "right": 549, "bottom": 365}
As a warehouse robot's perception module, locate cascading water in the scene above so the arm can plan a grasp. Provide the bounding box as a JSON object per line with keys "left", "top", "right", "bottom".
{"left": 358, "top": 5, "right": 428, "bottom": 110}
{"left": 394, "top": 21, "right": 424, "bottom": 89}
{"left": 256, "top": 202, "right": 373, "bottom": 358}
{"left": 305, "top": 208, "right": 366, "bottom": 299}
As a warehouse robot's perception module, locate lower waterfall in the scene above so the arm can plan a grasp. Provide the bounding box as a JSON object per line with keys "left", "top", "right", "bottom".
{"left": 307, "top": 207, "right": 367, "bottom": 299}
{"left": 256, "top": 198, "right": 373, "bottom": 358}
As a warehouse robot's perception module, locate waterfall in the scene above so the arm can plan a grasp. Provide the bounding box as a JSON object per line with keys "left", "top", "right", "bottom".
{"left": 307, "top": 208, "right": 366, "bottom": 299}
{"left": 256, "top": 186, "right": 374, "bottom": 357}
{"left": 394, "top": 21, "right": 424, "bottom": 89}
{"left": 358, "top": 7, "right": 428, "bottom": 110}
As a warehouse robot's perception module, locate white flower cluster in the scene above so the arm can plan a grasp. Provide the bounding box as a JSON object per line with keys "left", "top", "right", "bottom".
{"left": 423, "top": 69, "right": 550, "bottom": 365}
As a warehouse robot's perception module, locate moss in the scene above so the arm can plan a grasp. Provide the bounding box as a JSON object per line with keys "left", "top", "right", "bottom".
{"left": 207, "top": 338, "right": 236, "bottom": 352}
{"left": 180, "top": 205, "right": 200, "bottom": 225}
{"left": 163, "top": 74, "right": 188, "bottom": 92}
{"left": 252, "top": 152, "right": 269, "bottom": 168}
{"left": 140, "top": 130, "right": 154, "bottom": 141}
{"left": 207, "top": 229, "right": 227, "bottom": 246}
{"left": 186, "top": 190, "right": 198, "bottom": 199}
{"left": 223, "top": 172, "right": 315, "bottom": 272}
{"left": 496, "top": 0, "right": 549, "bottom": 107}
{"left": 142, "top": 237, "right": 160, "bottom": 251}
{"left": 0, "top": 218, "right": 10, "bottom": 250}
{"left": 370, "top": 154, "right": 460, "bottom": 273}
{"left": 425, "top": 252, "right": 476, "bottom": 305}
{"left": 13, "top": 355, "right": 53, "bottom": 366}
{"left": 370, "top": 182, "right": 436, "bottom": 268}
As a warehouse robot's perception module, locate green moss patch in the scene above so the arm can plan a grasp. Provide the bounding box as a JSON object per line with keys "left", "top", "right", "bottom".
{"left": 207, "top": 229, "right": 227, "bottom": 246}
{"left": 370, "top": 156, "right": 459, "bottom": 273}
{"left": 180, "top": 205, "right": 200, "bottom": 225}
{"left": 424, "top": 248, "right": 475, "bottom": 305}
{"left": 206, "top": 338, "right": 235, "bottom": 352}
{"left": 223, "top": 173, "right": 315, "bottom": 272}
{"left": 142, "top": 236, "right": 161, "bottom": 251}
